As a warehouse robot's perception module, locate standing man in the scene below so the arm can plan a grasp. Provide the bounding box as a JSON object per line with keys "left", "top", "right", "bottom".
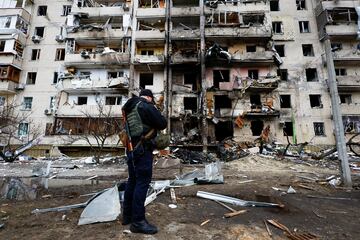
{"left": 122, "top": 89, "right": 167, "bottom": 234}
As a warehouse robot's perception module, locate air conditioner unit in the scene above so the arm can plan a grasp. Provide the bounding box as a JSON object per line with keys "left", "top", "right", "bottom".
{"left": 55, "top": 34, "right": 64, "bottom": 42}
{"left": 44, "top": 109, "right": 52, "bottom": 115}
{"left": 31, "top": 35, "right": 42, "bottom": 43}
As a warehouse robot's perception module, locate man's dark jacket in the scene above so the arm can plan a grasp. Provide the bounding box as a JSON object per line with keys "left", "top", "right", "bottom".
{"left": 122, "top": 96, "right": 167, "bottom": 146}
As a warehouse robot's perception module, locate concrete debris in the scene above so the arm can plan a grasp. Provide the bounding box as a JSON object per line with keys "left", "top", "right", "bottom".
{"left": 287, "top": 186, "right": 296, "bottom": 194}
{"left": 168, "top": 204, "right": 177, "bottom": 209}
{"left": 0, "top": 178, "right": 37, "bottom": 201}
{"left": 173, "top": 148, "right": 217, "bottom": 164}
{"left": 218, "top": 139, "right": 250, "bottom": 162}
{"left": 247, "top": 147, "right": 260, "bottom": 154}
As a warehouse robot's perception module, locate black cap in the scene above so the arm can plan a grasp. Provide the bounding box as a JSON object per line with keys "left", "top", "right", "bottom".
{"left": 139, "top": 89, "right": 154, "bottom": 99}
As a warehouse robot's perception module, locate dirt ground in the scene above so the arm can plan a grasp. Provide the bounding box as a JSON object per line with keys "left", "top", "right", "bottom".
{"left": 0, "top": 155, "right": 360, "bottom": 240}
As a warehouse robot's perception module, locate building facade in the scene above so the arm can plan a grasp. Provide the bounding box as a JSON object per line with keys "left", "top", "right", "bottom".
{"left": 0, "top": 0, "right": 359, "bottom": 156}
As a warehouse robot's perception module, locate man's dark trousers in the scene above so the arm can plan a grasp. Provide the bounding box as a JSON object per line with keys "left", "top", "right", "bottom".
{"left": 123, "top": 149, "right": 153, "bottom": 222}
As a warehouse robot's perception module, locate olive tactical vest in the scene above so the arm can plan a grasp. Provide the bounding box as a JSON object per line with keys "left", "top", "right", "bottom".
{"left": 127, "top": 101, "right": 150, "bottom": 138}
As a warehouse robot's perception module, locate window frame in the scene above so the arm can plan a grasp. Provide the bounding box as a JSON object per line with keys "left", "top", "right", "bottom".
{"left": 23, "top": 97, "right": 33, "bottom": 110}
{"left": 37, "top": 6, "right": 48, "bottom": 16}
{"left": 18, "top": 122, "right": 29, "bottom": 136}
{"left": 313, "top": 122, "right": 325, "bottom": 136}
{"left": 26, "top": 72, "right": 37, "bottom": 85}
{"left": 31, "top": 49, "right": 41, "bottom": 61}
{"left": 55, "top": 48, "right": 65, "bottom": 61}
{"left": 272, "top": 21, "right": 283, "bottom": 34}
{"left": 299, "top": 21, "right": 310, "bottom": 33}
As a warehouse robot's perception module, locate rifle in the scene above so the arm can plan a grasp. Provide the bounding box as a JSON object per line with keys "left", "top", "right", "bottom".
{"left": 122, "top": 110, "right": 134, "bottom": 159}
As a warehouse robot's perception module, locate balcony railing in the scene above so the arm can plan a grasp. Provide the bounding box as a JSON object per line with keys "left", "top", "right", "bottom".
{"left": 205, "top": 25, "right": 271, "bottom": 38}
{"left": 67, "top": 28, "right": 131, "bottom": 40}
{"left": 64, "top": 52, "right": 130, "bottom": 67}
{"left": 171, "top": 7, "right": 200, "bottom": 16}
{"left": 135, "top": 30, "right": 165, "bottom": 40}
{"left": 337, "top": 75, "right": 360, "bottom": 91}
{"left": 56, "top": 105, "right": 122, "bottom": 117}
{"left": 0, "top": 80, "right": 17, "bottom": 94}
{"left": 333, "top": 50, "right": 360, "bottom": 63}
{"left": 231, "top": 51, "right": 274, "bottom": 63}
{"left": 0, "top": 54, "right": 22, "bottom": 69}
{"left": 70, "top": 5, "right": 126, "bottom": 17}
{"left": 171, "top": 29, "right": 201, "bottom": 39}
{"left": 134, "top": 55, "right": 164, "bottom": 64}
{"left": 0, "top": 8, "right": 31, "bottom": 22}
{"left": 171, "top": 52, "right": 199, "bottom": 64}
{"left": 58, "top": 77, "right": 129, "bottom": 90}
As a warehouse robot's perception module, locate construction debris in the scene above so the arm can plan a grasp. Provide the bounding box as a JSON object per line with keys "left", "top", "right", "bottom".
{"left": 200, "top": 219, "right": 211, "bottom": 226}
{"left": 197, "top": 191, "right": 281, "bottom": 208}
{"left": 267, "top": 219, "right": 319, "bottom": 240}
{"left": 0, "top": 178, "right": 37, "bottom": 201}
{"left": 78, "top": 185, "right": 120, "bottom": 225}
{"left": 224, "top": 210, "right": 247, "bottom": 218}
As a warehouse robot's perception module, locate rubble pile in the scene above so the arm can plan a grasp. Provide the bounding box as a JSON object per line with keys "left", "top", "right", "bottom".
{"left": 218, "top": 139, "right": 249, "bottom": 162}
{"left": 172, "top": 148, "right": 218, "bottom": 164}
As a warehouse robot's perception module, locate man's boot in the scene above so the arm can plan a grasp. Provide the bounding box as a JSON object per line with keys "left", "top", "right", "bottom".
{"left": 130, "top": 220, "right": 158, "bottom": 234}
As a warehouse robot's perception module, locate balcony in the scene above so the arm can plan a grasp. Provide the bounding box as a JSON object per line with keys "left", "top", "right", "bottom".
{"left": 64, "top": 52, "right": 130, "bottom": 67}
{"left": 59, "top": 77, "right": 129, "bottom": 90}
{"left": 204, "top": 1, "right": 268, "bottom": 13}
{"left": 205, "top": 25, "right": 271, "bottom": 39}
{"left": 244, "top": 109, "right": 280, "bottom": 118}
{"left": 171, "top": 7, "right": 200, "bottom": 17}
{"left": 0, "top": 8, "right": 31, "bottom": 22}
{"left": 231, "top": 51, "right": 274, "bottom": 64}
{"left": 315, "top": 4, "right": 358, "bottom": 40}
{"left": 340, "top": 104, "right": 360, "bottom": 116}
{"left": 70, "top": 5, "right": 126, "bottom": 18}
{"left": 67, "top": 28, "right": 131, "bottom": 40}
{"left": 135, "top": 30, "right": 165, "bottom": 40}
{"left": 0, "top": 54, "right": 22, "bottom": 69}
{"left": 136, "top": 8, "right": 165, "bottom": 18}
{"left": 56, "top": 105, "right": 122, "bottom": 117}
{"left": 325, "top": 24, "right": 358, "bottom": 37}
{"left": 333, "top": 50, "right": 360, "bottom": 64}
{"left": 316, "top": 0, "right": 357, "bottom": 12}
{"left": 0, "top": 80, "right": 17, "bottom": 94}
{"left": 134, "top": 55, "right": 164, "bottom": 64}
{"left": 171, "top": 29, "right": 200, "bottom": 39}
{"left": 337, "top": 75, "right": 360, "bottom": 91}
{"left": 217, "top": 77, "right": 279, "bottom": 92}
{"left": 171, "top": 52, "right": 199, "bottom": 64}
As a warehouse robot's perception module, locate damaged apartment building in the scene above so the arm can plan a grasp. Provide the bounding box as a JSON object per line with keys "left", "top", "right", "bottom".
{"left": 0, "top": 0, "right": 359, "bottom": 155}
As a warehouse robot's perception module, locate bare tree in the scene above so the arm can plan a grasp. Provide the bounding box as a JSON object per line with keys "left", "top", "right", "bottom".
{"left": 0, "top": 98, "right": 42, "bottom": 162}
{"left": 79, "top": 99, "right": 122, "bottom": 163}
